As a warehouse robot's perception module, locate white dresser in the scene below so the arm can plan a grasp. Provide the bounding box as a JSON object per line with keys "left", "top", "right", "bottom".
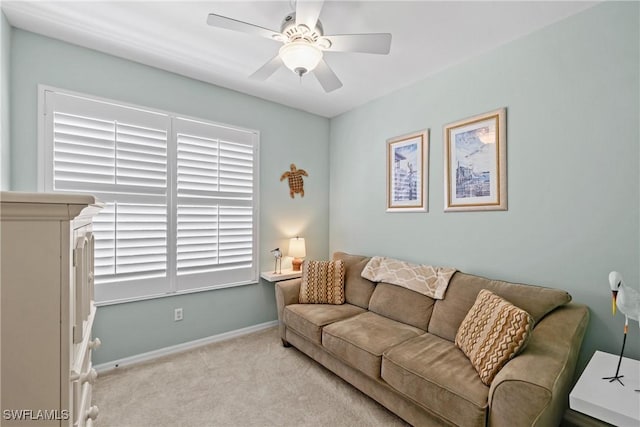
{"left": 1, "top": 192, "right": 102, "bottom": 426}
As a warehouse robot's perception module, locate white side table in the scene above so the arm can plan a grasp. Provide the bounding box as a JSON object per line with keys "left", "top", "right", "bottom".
{"left": 570, "top": 350, "right": 640, "bottom": 426}
{"left": 260, "top": 269, "right": 302, "bottom": 282}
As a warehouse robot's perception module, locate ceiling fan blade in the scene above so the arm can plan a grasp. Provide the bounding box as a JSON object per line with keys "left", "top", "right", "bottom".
{"left": 313, "top": 59, "right": 342, "bottom": 93}
{"left": 207, "top": 13, "right": 281, "bottom": 40}
{"left": 249, "top": 55, "right": 284, "bottom": 81}
{"left": 295, "top": 0, "right": 324, "bottom": 31}
{"left": 323, "top": 33, "right": 392, "bottom": 54}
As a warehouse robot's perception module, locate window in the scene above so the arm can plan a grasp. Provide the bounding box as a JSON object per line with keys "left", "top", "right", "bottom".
{"left": 40, "top": 87, "right": 259, "bottom": 304}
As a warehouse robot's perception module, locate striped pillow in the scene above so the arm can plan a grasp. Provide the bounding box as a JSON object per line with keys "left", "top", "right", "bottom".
{"left": 299, "top": 260, "right": 346, "bottom": 305}
{"left": 455, "top": 289, "right": 533, "bottom": 386}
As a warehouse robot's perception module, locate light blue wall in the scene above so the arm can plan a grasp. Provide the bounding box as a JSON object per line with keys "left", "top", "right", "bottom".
{"left": 1, "top": 11, "right": 10, "bottom": 190}
{"left": 7, "top": 2, "right": 639, "bottom": 371}
{"left": 9, "top": 29, "right": 330, "bottom": 364}
{"left": 330, "top": 0, "right": 639, "bottom": 370}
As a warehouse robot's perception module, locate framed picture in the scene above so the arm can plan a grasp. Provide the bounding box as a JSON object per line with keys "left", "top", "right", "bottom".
{"left": 386, "top": 130, "right": 429, "bottom": 212}
{"left": 444, "top": 108, "right": 506, "bottom": 212}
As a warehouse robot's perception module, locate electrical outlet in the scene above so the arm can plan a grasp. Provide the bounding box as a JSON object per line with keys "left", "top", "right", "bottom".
{"left": 174, "top": 308, "right": 183, "bottom": 321}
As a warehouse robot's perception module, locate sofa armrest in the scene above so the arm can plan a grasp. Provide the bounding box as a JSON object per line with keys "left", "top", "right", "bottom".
{"left": 275, "top": 278, "right": 301, "bottom": 343}
{"left": 488, "top": 303, "right": 589, "bottom": 427}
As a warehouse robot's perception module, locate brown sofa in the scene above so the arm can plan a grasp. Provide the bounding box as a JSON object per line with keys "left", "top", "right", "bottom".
{"left": 275, "top": 252, "right": 589, "bottom": 426}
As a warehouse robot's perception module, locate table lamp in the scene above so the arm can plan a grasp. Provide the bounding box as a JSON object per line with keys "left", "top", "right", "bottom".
{"left": 289, "top": 237, "right": 306, "bottom": 271}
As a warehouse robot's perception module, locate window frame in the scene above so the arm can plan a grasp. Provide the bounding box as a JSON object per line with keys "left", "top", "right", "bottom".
{"left": 38, "top": 85, "right": 260, "bottom": 306}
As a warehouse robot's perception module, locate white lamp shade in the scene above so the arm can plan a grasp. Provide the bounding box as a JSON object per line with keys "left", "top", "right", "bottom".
{"left": 289, "top": 237, "right": 306, "bottom": 258}
{"left": 279, "top": 42, "right": 322, "bottom": 75}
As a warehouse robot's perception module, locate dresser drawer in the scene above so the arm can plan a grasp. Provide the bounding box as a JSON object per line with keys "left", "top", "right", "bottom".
{"left": 71, "top": 346, "right": 98, "bottom": 427}
{"left": 72, "top": 305, "right": 98, "bottom": 368}
{"left": 76, "top": 380, "right": 99, "bottom": 427}
{"left": 73, "top": 231, "right": 95, "bottom": 345}
{"left": 71, "top": 314, "right": 100, "bottom": 427}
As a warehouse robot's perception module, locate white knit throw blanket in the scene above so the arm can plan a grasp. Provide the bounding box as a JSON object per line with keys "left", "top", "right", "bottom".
{"left": 361, "top": 256, "right": 456, "bottom": 300}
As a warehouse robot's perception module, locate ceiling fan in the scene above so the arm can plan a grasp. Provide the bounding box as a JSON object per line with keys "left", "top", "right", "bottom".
{"left": 206, "top": 0, "right": 392, "bottom": 93}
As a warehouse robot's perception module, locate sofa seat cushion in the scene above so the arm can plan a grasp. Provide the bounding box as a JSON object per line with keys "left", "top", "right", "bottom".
{"left": 382, "top": 333, "right": 489, "bottom": 427}
{"left": 283, "top": 303, "right": 365, "bottom": 344}
{"left": 322, "top": 311, "right": 425, "bottom": 379}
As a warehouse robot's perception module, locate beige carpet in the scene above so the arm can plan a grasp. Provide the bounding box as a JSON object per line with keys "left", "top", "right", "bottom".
{"left": 93, "top": 326, "right": 409, "bottom": 427}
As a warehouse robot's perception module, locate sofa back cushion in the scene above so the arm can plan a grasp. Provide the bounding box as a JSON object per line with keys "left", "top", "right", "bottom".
{"left": 369, "top": 283, "right": 434, "bottom": 331}
{"left": 333, "top": 252, "right": 376, "bottom": 309}
{"left": 428, "top": 272, "right": 571, "bottom": 342}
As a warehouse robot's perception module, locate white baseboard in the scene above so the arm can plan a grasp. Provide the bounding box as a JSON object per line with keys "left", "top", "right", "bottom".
{"left": 93, "top": 320, "right": 278, "bottom": 374}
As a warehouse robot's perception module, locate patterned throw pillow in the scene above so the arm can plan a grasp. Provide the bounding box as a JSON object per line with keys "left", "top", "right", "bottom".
{"left": 299, "top": 260, "right": 346, "bottom": 305}
{"left": 455, "top": 289, "right": 534, "bottom": 386}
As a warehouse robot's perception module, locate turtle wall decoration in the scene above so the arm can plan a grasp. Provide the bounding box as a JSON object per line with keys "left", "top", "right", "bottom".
{"left": 280, "top": 163, "right": 308, "bottom": 198}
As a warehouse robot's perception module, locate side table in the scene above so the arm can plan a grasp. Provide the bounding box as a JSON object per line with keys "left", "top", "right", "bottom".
{"left": 569, "top": 350, "right": 640, "bottom": 427}
{"left": 261, "top": 269, "right": 302, "bottom": 282}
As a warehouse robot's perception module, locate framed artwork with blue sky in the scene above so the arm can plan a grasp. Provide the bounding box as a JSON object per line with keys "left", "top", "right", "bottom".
{"left": 386, "top": 129, "right": 429, "bottom": 212}
{"left": 444, "top": 108, "right": 507, "bottom": 212}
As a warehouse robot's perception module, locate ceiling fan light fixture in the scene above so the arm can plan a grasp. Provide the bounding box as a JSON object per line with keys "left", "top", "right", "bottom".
{"left": 279, "top": 41, "right": 323, "bottom": 76}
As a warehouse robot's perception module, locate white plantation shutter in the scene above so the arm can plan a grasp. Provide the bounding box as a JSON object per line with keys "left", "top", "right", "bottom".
{"left": 45, "top": 91, "right": 171, "bottom": 301}
{"left": 42, "top": 88, "right": 259, "bottom": 303}
{"left": 176, "top": 205, "right": 254, "bottom": 273}
{"left": 115, "top": 123, "right": 167, "bottom": 190}
{"left": 219, "top": 141, "right": 254, "bottom": 194}
{"left": 176, "top": 204, "right": 219, "bottom": 274}
{"left": 53, "top": 113, "right": 116, "bottom": 188}
{"left": 92, "top": 202, "right": 116, "bottom": 278}
{"left": 176, "top": 134, "right": 218, "bottom": 195}
{"left": 92, "top": 202, "right": 168, "bottom": 280}
{"left": 174, "top": 118, "right": 258, "bottom": 291}
{"left": 217, "top": 206, "right": 253, "bottom": 263}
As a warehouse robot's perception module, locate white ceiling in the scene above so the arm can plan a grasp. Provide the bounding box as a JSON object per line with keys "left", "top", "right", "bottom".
{"left": 2, "top": 1, "right": 598, "bottom": 118}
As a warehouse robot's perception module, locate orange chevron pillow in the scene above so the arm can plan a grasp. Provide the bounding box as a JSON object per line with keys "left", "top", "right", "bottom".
{"left": 455, "top": 289, "right": 534, "bottom": 386}
{"left": 299, "top": 260, "right": 346, "bottom": 305}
